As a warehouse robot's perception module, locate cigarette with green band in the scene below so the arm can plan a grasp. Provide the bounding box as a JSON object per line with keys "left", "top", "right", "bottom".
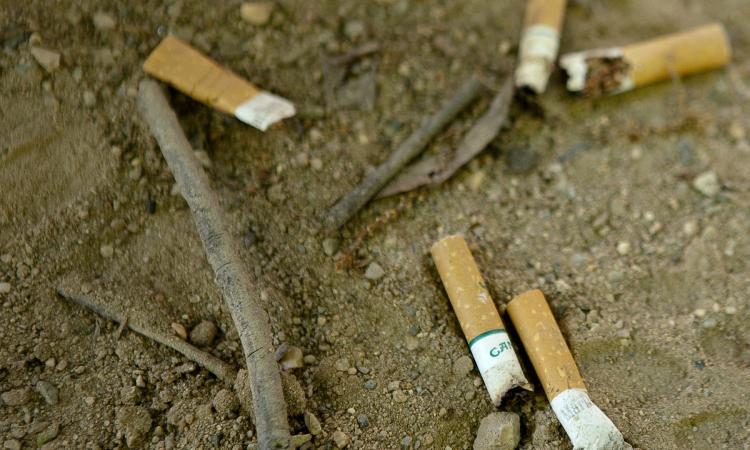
{"left": 431, "top": 235, "right": 530, "bottom": 405}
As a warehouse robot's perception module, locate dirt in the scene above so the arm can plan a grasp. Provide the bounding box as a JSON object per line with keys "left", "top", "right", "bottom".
{"left": 1, "top": 0, "right": 750, "bottom": 449}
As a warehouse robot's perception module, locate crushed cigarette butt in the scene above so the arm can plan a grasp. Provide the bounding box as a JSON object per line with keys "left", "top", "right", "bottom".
{"left": 143, "top": 35, "right": 295, "bottom": 131}
{"left": 431, "top": 235, "right": 530, "bottom": 406}
{"left": 560, "top": 22, "right": 731, "bottom": 96}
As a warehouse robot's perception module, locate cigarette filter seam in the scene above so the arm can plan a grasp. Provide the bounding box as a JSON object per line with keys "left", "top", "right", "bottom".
{"left": 507, "top": 290, "right": 628, "bottom": 450}
{"left": 431, "top": 235, "right": 530, "bottom": 406}
{"left": 143, "top": 35, "right": 295, "bottom": 131}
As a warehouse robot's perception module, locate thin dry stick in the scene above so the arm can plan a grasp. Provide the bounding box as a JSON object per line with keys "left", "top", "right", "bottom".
{"left": 377, "top": 78, "right": 514, "bottom": 198}
{"left": 56, "top": 288, "right": 237, "bottom": 384}
{"left": 324, "top": 78, "right": 486, "bottom": 231}
{"left": 137, "top": 79, "right": 290, "bottom": 450}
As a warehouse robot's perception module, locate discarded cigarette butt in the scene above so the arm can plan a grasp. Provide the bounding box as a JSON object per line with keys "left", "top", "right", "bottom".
{"left": 431, "top": 235, "right": 530, "bottom": 406}
{"left": 560, "top": 22, "right": 731, "bottom": 97}
{"left": 507, "top": 290, "right": 629, "bottom": 450}
{"left": 515, "top": 0, "right": 567, "bottom": 94}
{"left": 143, "top": 35, "right": 295, "bottom": 131}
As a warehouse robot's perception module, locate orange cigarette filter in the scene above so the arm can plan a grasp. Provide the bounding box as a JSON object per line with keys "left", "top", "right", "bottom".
{"left": 507, "top": 290, "right": 628, "bottom": 450}
{"left": 560, "top": 22, "right": 731, "bottom": 96}
{"left": 431, "top": 235, "right": 529, "bottom": 406}
{"left": 143, "top": 36, "right": 295, "bottom": 131}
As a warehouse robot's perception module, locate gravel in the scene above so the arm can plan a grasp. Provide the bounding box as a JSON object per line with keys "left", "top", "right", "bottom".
{"left": 693, "top": 171, "right": 720, "bottom": 197}
{"left": 189, "top": 320, "right": 218, "bottom": 347}
{"left": 473, "top": 412, "right": 520, "bottom": 450}
{"left": 116, "top": 406, "right": 152, "bottom": 448}
{"left": 364, "top": 262, "right": 385, "bottom": 280}
{"left": 304, "top": 411, "right": 322, "bottom": 435}
{"left": 453, "top": 355, "right": 474, "bottom": 377}
{"left": 1, "top": 388, "right": 31, "bottom": 406}
{"left": 35, "top": 381, "right": 59, "bottom": 406}
{"left": 332, "top": 430, "right": 350, "bottom": 449}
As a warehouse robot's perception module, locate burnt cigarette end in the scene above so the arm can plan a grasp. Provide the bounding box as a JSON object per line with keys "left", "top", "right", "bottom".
{"left": 561, "top": 53, "right": 631, "bottom": 97}
{"left": 431, "top": 235, "right": 530, "bottom": 406}
{"left": 560, "top": 22, "right": 731, "bottom": 97}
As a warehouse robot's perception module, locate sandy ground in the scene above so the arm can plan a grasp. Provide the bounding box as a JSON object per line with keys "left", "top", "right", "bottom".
{"left": 2, "top": 0, "right": 750, "bottom": 449}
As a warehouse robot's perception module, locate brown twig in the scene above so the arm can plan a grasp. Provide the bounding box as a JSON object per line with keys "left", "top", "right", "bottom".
{"left": 378, "top": 78, "right": 514, "bottom": 198}
{"left": 56, "top": 288, "right": 237, "bottom": 384}
{"left": 324, "top": 78, "right": 486, "bottom": 231}
{"left": 137, "top": 79, "right": 290, "bottom": 450}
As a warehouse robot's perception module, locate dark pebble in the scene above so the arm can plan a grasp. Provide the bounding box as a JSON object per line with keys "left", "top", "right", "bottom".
{"left": 506, "top": 147, "right": 538, "bottom": 174}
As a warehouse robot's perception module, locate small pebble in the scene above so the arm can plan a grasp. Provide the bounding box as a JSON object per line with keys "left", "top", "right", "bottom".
{"left": 92, "top": 11, "right": 117, "bottom": 30}
{"left": 322, "top": 238, "right": 340, "bottom": 256}
{"left": 616, "top": 241, "right": 631, "bottom": 256}
{"left": 392, "top": 390, "right": 407, "bottom": 402}
{"left": 3, "top": 440, "right": 21, "bottom": 450}
{"left": 363, "top": 379, "right": 377, "bottom": 390}
{"left": 100, "top": 244, "right": 114, "bottom": 258}
{"left": 1, "top": 388, "right": 30, "bottom": 406}
{"left": 332, "top": 430, "right": 350, "bottom": 449}
{"left": 401, "top": 436, "right": 412, "bottom": 449}
{"left": 364, "top": 262, "right": 385, "bottom": 280}
{"left": 267, "top": 184, "right": 286, "bottom": 204}
{"left": 190, "top": 320, "right": 218, "bottom": 347}
{"left": 334, "top": 358, "right": 350, "bottom": 372}
{"left": 344, "top": 20, "right": 366, "bottom": 40}
{"left": 0, "top": 282, "right": 11, "bottom": 294}
{"left": 310, "top": 158, "right": 323, "bottom": 171}
{"left": 505, "top": 147, "right": 538, "bottom": 174}
{"left": 452, "top": 355, "right": 474, "bottom": 377}
{"left": 30, "top": 47, "right": 60, "bottom": 73}
{"left": 473, "top": 412, "right": 520, "bottom": 450}
{"left": 693, "top": 171, "right": 720, "bottom": 197}
{"left": 280, "top": 346, "right": 304, "bottom": 370}
{"left": 83, "top": 90, "right": 96, "bottom": 107}
{"left": 405, "top": 336, "right": 419, "bottom": 351}
{"left": 84, "top": 396, "right": 96, "bottom": 406}
{"left": 35, "top": 381, "right": 59, "bottom": 406}
{"left": 304, "top": 411, "right": 322, "bottom": 435}
{"left": 357, "top": 414, "right": 369, "bottom": 428}
{"left": 36, "top": 423, "right": 59, "bottom": 446}
{"left": 683, "top": 220, "right": 699, "bottom": 236}
{"left": 171, "top": 322, "right": 188, "bottom": 340}
{"left": 240, "top": 2, "right": 275, "bottom": 26}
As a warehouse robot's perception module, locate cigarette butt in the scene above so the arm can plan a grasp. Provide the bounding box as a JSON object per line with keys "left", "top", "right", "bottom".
{"left": 515, "top": 0, "right": 568, "bottom": 94}
{"left": 143, "top": 35, "right": 295, "bottom": 131}
{"left": 431, "top": 235, "right": 530, "bottom": 406}
{"left": 560, "top": 22, "right": 731, "bottom": 96}
{"left": 507, "top": 290, "right": 628, "bottom": 450}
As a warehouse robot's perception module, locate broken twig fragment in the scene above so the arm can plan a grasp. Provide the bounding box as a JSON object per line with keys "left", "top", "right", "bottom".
{"left": 143, "top": 35, "right": 295, "bottom": 131}
{"left": 431, "top": 235, "right": 530, "bottom": 406}
{"left": 560, "top": 22, "right": 731, "bottom": 96}
{"left": 378, "top": 78, "right": 513, "bottom": 198}
{"left": 507, "top": 290, "right": 630, "bottom": 450}
{"left": 325, "top": 78, "right": 485, "bottom": 231}
{"left": 515, "top": 0, "right": 567, "bottom": 94}
{"left": 56, "top": 288, "right": 237, "bottom": 384}
{"left": 138, "top": 79, "right": 290, "bottom": 450}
